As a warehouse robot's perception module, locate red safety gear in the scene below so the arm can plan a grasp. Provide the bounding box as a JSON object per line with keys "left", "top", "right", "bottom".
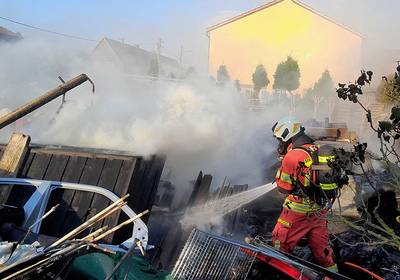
{"left": 272, "top": 208, "right": 336, "bottom": 270}
{"left": 273, "top": 143, "right": 337, "bottom": 271}
{"left": 275, "top": 143, "right": 320, "bottom": 213}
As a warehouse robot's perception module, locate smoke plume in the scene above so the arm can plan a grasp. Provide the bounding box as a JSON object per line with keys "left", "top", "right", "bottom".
{"left": 0, "top": 39, "right": 281, "bottom": 200}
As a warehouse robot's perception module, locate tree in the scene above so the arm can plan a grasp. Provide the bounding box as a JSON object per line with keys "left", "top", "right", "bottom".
{"left": 273, "top": 56, "right": 300, "bottom": 112}
{"left": 273, "top": 56, "right": 300, "bottom": 93}
{"left": 272, "top": 62, "right": 285, "bottom": 92}
{"left": 284, "top": 56, "right": 300, "bottom": 93}
{"left": 313, "top": 70, "right": 334, "bottom": 94}
{"left": 303, "top": 70, "right": 335, "bottom": 119}
{"left": 335, "top": 68, "right": 400, "bottom": 251}
{"left": 217, "top": 64, "right": 230, "bottom": 86}
{"left": 252, "top": 64, "right": 270, "bottom": 95}
{"left": 377, "top": 68, "right": 400, "bottom": 105}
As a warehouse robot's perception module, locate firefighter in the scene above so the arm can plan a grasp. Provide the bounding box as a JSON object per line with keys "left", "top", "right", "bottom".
{"left": 271, "top": 116, "right": 338, "bottom": 272}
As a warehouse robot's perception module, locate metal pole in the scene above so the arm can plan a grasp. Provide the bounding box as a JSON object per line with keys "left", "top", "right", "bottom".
{"left": 104, "top": 243, "right": 136, "bottom": 280}
{"left": 0, "top": 73, "right": 94, "bottom": 130}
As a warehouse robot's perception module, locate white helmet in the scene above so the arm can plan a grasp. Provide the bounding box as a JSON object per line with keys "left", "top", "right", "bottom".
{"left": 272, "top": 117, "right": 302, "bottom": 142}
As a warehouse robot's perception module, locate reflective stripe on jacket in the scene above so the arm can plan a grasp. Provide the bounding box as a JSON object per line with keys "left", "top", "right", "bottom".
{"left": 275, "top": 143, "right": 320, "bottom": 213}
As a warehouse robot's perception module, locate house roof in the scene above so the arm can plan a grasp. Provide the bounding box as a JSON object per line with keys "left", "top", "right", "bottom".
{"left": 93, "top": 37, "right": 180, "bottom": 74}
{"left": 207, "top": 0, "right": 363, "bottom": 38}
{"left": 0, "top": 26, "right": 22, "bottom": 41}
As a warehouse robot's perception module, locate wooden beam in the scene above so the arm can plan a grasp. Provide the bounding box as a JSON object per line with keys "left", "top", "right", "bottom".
{"left": 0, "top": 133, "right": 30, "bottom": 176}
{"left": 0, "top": 74, "right": 94, "bottom": 130}
{"left": 187, "top": 171, "right": 203, "bottom": 207}
{"left": 194, "top": 174, "right": 212, "bottom": 206}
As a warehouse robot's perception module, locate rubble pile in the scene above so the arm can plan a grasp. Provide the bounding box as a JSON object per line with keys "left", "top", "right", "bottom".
{"left": 334, "top": 231, "right": 400, "bottom": 279}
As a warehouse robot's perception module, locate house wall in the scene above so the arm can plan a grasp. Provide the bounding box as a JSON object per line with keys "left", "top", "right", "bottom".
{"left": 208, "top": 0, "right": 362, "bottom": 92}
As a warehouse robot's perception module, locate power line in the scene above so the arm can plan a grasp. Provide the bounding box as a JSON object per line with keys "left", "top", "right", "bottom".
{"left": 0, "top": 15, "right": 98, "bottom": 42}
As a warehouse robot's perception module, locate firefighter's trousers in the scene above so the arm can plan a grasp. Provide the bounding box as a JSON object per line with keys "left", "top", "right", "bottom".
{"left": 272, "top": 208, "right": 337, "bottom": 271}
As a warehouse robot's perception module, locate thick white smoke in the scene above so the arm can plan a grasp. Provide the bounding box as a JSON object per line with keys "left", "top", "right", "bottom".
{"left": 0, "top": 39, "right": 282, "bottom": 199}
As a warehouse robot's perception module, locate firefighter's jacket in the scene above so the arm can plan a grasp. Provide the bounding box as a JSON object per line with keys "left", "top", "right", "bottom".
{"left": 275, "top": 140, "right": 339, "bottom": 214}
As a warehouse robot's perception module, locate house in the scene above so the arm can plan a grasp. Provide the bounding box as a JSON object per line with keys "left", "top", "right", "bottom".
{"left": 207, "top": 0, "right": 363, "bottom": 91}
{"left": 0, "top": 26, "right": 22, "bottom": 43}
{"left": 92, "top": 37, "right": 181, "bottom": 78}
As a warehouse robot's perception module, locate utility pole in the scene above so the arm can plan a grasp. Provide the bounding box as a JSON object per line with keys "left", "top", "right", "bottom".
{"left": 156, "top": 38, "right": 162, "bottom": 76}
{"left": 179, "top": 45, "right": 184, "bottom": 78}
{"left": 179, "top": 45, "right": 183, "bottom": 66}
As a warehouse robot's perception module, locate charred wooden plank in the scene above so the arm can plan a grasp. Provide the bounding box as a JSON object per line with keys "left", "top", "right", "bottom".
{"left": 145, "top": 156, "right": 166, "bottom": 216}
{"left": 88, "top": 159, "right": 123, "bottom": 242}
{"left": 65, "top": 158, "right": 105, "bottom": 236}
{"left": 19, "top": 152, "right": 35, "bottom": 178}
{"left": 188, "top": 171, "right": 203, "bottom": 207}
{"left": 39, "top": 155, "right": 70, "bottom": 235}
{"left": 136, "top": 157, "right": 161, "bottom": 213}
{"left": 25, "top": 153, "right": 52, "bottom": 179}
{"left": 112, "top": 158, "right": 146, "bottom": 244}
{"left": 194, "top": 174, "right": 212, "bottom": 205}
{"left": 61, "top": 156, "right": 88, "bottom": 183}
{"left": 113, "top": 159, "right": 137, "bottom": 197}
{"left": 90, "top": 159, "right": 124, "bottom": 217}
{"left": 43, "top": 155, "right": 70, "bottom": 181}
{"left": 114, "top": 156, "right": 165, "bottom": 243}
{"left": 103, "top": 159, "right": 137, "bottom": 243}
{"left": 55, "top": 156, "right": 88, "bottom": 237}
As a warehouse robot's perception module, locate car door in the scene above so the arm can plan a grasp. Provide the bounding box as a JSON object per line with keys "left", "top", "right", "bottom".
{"left": 38, "top": 182, "right": 148, "bottom": 248}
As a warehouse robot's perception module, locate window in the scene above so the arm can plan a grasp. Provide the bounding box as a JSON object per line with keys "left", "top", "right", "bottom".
{"left": 39, "top": 188, "right": 131, "bottom": 244}
{"left": 0, "top": 183, "right": 36, "bottom": 208}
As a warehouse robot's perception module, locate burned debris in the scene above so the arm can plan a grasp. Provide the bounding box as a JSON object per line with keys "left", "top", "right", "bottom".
{"left": 0, "top": 193, "right": 149, "bottom": 279}
{"left": 0, "top": 70, "right": 398, "bottom": 280}
{"left": 0, "top": 76, "right": 167, "bottom": 279}
{"left": 1, "top": 1, "right": 400, "bottom": 279}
